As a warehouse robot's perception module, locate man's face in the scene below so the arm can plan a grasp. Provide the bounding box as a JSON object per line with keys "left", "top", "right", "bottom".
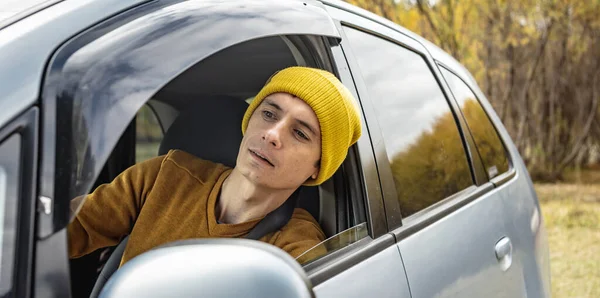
{"left": 237, "top": 92, "right": 321, "bottom": 190}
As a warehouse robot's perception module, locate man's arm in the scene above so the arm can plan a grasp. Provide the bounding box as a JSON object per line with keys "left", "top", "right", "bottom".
{"left": 68, "top": 155, "right": 165, "bottom": 258}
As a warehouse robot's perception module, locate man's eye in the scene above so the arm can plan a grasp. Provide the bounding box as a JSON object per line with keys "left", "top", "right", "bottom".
{"left": 262, "top": 110, "right": 275, "bottom": 119}
{"left": 295, "top": 129, "right": 309, "bottom": 140}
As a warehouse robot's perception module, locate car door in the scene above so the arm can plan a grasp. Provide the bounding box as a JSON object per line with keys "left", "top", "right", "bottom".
{"left": 332, "top": 5, "right": 526, "bottom": 297}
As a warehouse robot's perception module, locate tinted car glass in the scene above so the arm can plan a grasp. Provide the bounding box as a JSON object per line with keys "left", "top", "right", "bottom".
{"left": 440, "top": 68, "right": 509, "bottom": 179}
{"left": 296, "top": 222, "right": 367, "bottom": 265}
{"left": 344, "top": 27, "right": 473, "bottom": 217}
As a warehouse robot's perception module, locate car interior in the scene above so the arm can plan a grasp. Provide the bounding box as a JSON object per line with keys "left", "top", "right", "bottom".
{"left": 69, "top": 35, "right": 368, "bottom": 297}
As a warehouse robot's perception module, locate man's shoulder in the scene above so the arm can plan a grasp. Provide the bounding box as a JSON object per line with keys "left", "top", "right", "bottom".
{"left": 161, "top": 149, "right": 230, "bottom": 184}
{"left": 283, "top": 208, "right": 323, "bottom": 235}
{"left": 289, "top": 208, "right": 318, "bottom": 224}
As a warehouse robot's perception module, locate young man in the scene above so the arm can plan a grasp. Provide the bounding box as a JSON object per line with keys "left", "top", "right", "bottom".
{"left": 68, "top": 66, "right": 362, "bottom": 266}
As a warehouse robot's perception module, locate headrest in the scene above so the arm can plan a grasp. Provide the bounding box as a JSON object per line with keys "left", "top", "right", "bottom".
{"left": 158, "top": 96, "right": 248, "bottom": 166}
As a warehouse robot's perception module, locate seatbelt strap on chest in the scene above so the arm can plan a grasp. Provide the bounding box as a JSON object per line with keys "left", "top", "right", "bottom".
{"left": 244, "top": 189, "right": 300, "bottom": 240}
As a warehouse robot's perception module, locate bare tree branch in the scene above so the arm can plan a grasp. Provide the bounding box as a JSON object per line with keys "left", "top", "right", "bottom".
{"left": 557, "top": 70, "right": 600, "bottom": 173}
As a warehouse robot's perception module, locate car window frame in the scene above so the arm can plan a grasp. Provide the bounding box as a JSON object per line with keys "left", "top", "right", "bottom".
{"left": 436, "top": 62, "right": 517, "bottom": 187}
{"left": 38, "top": 0, "right": 343, "bottom": 239}
{"left": 300, "top": 17, "right": 398, "bottom": 287}
{"left": 327, "top": 6, "right": 504, "bottom": 238}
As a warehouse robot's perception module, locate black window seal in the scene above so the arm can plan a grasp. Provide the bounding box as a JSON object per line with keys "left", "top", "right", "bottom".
{"left": 436, "top": 62, "right": 516, "bottom": 187}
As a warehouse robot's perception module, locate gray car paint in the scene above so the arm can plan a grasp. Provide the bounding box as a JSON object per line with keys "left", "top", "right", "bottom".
{"left": 314, "top": 245, "right": 411, "bottom": 298}
{"left": 100, "top": 239, "right": 315, "bottom": 298}
{"left": 397, "top": 183, "right": 526, "bottom": 298}
{"left": 0, "top": 0, "right": 149, "bottom": 129}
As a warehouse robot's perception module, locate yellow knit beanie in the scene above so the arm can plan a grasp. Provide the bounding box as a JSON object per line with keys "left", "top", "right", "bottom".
{"left": 241, "top": 66, "right": 362, "bottom": 186}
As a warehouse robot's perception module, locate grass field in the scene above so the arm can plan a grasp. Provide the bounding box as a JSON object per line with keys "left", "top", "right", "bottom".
{"left": 536, "top": 183, "right": 600, "bottom": 298}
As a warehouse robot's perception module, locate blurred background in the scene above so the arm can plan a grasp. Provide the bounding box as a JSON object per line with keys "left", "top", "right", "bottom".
{"left": 341, "top": 0, "right": 599, "bottom": 296}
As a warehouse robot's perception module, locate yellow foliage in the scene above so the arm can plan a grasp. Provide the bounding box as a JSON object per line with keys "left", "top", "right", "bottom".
{"left": 461, "top": 99, "right": 509, "bottom": 177}
{"left": 390, "top": 109, "right": 472, "bottom": 217}
{"left": 388, "top": 98, "right": 510, "bottom": 217}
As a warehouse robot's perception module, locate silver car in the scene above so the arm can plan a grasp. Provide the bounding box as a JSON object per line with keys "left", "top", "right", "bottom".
{"left": 0, "top": 0, "right": 550, "bottom": 297}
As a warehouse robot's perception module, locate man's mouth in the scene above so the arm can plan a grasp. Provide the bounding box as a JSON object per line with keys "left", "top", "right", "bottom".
{"left": 249, "top": 149, "right": 274, "bottom": 167}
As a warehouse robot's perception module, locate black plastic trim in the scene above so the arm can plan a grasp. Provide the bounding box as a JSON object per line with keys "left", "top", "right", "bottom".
{"left": 392, "top": 183, "right": 494, "bottom": 241}
{"left": 329, "top": 35, "right": 388, "bottom": 238}
{"left": 435, "top": 61, "right": 516, "bottom": 184}
{"left": 305, "top": 234, "right": 396, "bottom": 286}
{"left": 335, "top": 23, "right": 404, "bottom": 231}
{"left": 432, "top": 63, "right": 488, "bottom": 186}
{"left": 34, "top": 228, "right": 71, "bottom": 298}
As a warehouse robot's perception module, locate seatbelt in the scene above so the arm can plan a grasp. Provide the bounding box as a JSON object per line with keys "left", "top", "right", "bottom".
{"left": 245, "top": 189, "right": 299, "bottom": 240}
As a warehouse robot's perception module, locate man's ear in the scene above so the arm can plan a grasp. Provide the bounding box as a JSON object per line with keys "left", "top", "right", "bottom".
{"left": 310, "top": 167, "right": 319, "bottom": 180}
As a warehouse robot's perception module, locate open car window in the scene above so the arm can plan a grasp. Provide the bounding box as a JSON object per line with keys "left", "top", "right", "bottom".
{"left": 296, "top": 222, "right": 368, "bottom": 265}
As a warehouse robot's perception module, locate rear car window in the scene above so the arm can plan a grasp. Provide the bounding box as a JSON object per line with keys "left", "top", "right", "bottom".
{"left": 440, "top": 68, "right": 509, "bottom": 179}
{"left": 344, "top": 27, "right": 473, "bottom": 218}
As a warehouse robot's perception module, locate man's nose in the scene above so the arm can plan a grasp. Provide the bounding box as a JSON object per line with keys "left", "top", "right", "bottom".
{"left": 263, "top": 124, "right": 283, "bottom": 148}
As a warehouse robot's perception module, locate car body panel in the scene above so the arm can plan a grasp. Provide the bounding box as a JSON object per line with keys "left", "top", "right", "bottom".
{"left": 0, "top": 0, "right": 150, "bottom": 129}
{"left": 396, "top": 184, "right": 525, "bottom": 298}
{"left": 314, "top": 245, "right": 410, "bottom": 298}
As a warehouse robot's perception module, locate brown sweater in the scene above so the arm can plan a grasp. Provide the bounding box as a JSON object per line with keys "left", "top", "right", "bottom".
{"left": 68, "top": 149, "right": 326, "bottom": 266}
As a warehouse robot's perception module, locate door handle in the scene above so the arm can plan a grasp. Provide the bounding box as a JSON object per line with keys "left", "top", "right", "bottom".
{"left": 495, "top": 237, "right": 512, "bottom": 271}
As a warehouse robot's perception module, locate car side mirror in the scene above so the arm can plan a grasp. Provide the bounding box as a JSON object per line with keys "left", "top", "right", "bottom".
{"left": 99, "top": 239, "right": 315, "bottom": 298}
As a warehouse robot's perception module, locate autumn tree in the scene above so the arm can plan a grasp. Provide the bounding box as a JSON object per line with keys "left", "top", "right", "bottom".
{"left": 346, "top": 0, "right": 600, "bottom": 181}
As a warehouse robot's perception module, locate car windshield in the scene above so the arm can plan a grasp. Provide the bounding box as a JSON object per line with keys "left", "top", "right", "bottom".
{"left": 296, "top": 222, "right": 368, "bottom": 265}
{"left": 0, "top": 0, "right": 54, "bottom": 26}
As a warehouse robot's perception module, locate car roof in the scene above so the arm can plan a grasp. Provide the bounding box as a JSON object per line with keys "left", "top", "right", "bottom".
{"left": 0, "top": 0, "right": 478, "bottom": 129}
